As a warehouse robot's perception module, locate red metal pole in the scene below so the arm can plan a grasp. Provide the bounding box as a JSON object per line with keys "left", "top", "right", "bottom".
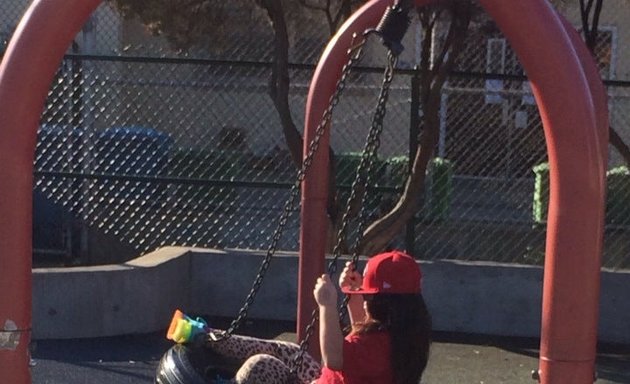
{"left": 0, "top": 1, "right": 102, "bottom": 383}
{"left": 535, "top": 13, "right": 609, "bottom": 384}
{"left": 559, "top": 19, "right": 608, "bottom": 293}
{"left": 478, "top": 2, "right": 605, "bottom": 382}
{"left": 302, "top": 1, "right": 605, "bottom": 383}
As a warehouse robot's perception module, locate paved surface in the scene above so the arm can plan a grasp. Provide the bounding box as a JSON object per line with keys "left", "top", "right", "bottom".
{"left": 31, "top": 318, "right": 630, "bottom": 384}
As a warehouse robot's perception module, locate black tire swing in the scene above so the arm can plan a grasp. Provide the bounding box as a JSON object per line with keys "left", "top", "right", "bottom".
{"left": 155, "top": 2, "right": 412, "bottom": 383}
{"left": 156, "top": 344, "right": 240, "bottom": 384}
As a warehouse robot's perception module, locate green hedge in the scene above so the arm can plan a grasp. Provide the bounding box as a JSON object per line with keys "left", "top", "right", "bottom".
{"left": 533, "top": 163, "right": 630, "bottom": 226}
{"left": 335, "top": 152, "right": 386, "bottom": 211}
{"left": 387, "top": 156, "right": 453, "bottom": 220}
{"left": 532, "top": 162, "right": 550, "bottom": 223}
{"left": 335, "top": 152, "right": 386, "bottom": 187}
{"left": 386, "top": 156, "right": 409, "bottom": 188}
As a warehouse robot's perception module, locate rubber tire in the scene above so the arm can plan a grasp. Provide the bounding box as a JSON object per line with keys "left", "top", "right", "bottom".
{"left": 155, "top": 344, "right": 239, "bottom": 384}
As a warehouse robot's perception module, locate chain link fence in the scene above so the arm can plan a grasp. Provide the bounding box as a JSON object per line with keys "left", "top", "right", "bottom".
{"left": 2, "top": 1, "right": 630, "bottom": 269}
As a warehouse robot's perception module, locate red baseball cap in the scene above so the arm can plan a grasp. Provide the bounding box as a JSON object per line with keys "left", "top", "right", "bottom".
{"left": 342, "top": 250, "right": 422, "bottom": 295}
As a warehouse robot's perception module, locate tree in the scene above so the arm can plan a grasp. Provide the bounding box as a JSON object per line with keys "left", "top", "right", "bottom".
{"left": 109, "top": 0, "right": 366, "bottom": 248}
{"left": 264, "top": 0, "right": 475, "bottom": 255}
{"left": 117, "top": 1, "right": 619, "bottom": 257}
{"left": 359, "top": 0, "right": 474, "bottom": 254}
{"left": 252, "top": 0, "right": 366, "bottom": 251}
{"left": 111, "top": 0, "right": 264, "bottom": 52}
{"left": 108, "top": 0, "right": 478, "bottom": 256}
{"left": 297, "top": 0, "right": 365, "bottom": 35}
{"left": 361, "top": 0, "right": 630, "bottom": 255}
{"left": 110, "top": 0, "right": 360, "bottom": 164}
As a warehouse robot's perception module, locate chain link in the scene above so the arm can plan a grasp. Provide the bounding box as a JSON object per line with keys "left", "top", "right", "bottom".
{"left": 209, "top": 33, "right": 369, "bottom": 343}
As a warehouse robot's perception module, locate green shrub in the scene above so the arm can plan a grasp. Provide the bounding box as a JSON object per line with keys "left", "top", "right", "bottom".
{"left": 532, "top": 162, "right": 550, "bottom": 223}
{"left": 532, "top": 163, "right": 630, "bottom": 226}
{"left": 386, "top": 156, "right": 453, "bottom": 220}
{"left": 386, "top": 156, "right": 409, "bottom": 188}
{"left": 425, "top": 158, "right": 453, "bottom": 220}
{"left": 335, "top": 152, "right": 386, "bottom": 187}
{"left": 335, "top": 152, "right": 386, "bottom": 211}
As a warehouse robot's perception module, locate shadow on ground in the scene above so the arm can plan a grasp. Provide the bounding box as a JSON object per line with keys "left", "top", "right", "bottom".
{"left": 31, "top": 317, "right": 630, "bottom": 384}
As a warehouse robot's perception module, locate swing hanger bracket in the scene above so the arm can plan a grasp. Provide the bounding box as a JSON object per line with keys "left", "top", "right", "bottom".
{"left": 365, "top": 0, "right": 413, "bottom": 57}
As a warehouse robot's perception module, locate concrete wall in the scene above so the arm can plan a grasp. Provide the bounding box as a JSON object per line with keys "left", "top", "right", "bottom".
{"left": 33, "top": 247, "right": 630, "bottom": 345}
{"left": 33, "top": 247, "right": 191, "bottom": 339}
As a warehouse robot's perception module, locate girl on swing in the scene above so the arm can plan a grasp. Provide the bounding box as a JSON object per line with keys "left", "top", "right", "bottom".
{"left": 207, "top": 250, "right": 432, "bottom": 384}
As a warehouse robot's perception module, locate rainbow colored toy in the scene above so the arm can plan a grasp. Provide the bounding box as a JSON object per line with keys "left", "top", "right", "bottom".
{"left": 167, "top": 309, "right": 210, "bottom": 344}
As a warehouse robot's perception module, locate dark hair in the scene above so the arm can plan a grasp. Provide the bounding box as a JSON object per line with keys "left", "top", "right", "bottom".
{"left": 351, "top": 293, "right": 432, "bottom": 384}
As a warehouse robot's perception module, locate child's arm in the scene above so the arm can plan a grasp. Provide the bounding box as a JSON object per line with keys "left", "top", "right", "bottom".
{"left": 314, "top": 274, "right": 344, "bottom": 370}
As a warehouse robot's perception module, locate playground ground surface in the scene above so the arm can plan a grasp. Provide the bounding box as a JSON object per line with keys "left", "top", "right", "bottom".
{"left": 31, "top": 317, "right": 630, "bottom": 384}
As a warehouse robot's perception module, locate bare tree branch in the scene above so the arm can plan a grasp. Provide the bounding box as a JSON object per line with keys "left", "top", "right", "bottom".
{"left": 580, "top": 0, "right": 600, "bottom": 51}
{"left": 610, "top": 126, "right": 630, "bottom": 162}
{"left": 297, "top": 0, "right": 364, "bottom": 35}
{"left": 258, "top": 0, "right": 344, "bottom": 243}
{"left": 257, "top": 0, "right": 303, "bottom": 166}
{"left": 590, "top": 0, "right": 603, "bottom": 49}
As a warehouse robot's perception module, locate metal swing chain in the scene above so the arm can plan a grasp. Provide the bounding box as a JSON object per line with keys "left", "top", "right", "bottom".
{"left": 208, "top": 33, "right": 369, "bottom": 343}
{"left": 289, "top": 49, "right": 399, "bottom": 377}
{"left": 214, "top": 1, "right": 411, "bottom": 378}
{"left": 339, "top": 50, "right": 398, "bottom": 318}
{"left": 315, "top": 0, "right": 413, "bottom": 322}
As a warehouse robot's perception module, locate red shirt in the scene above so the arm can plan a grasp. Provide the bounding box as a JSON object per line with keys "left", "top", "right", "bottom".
{"left": 316, "top": 330, "right": 393, "bottom": 384}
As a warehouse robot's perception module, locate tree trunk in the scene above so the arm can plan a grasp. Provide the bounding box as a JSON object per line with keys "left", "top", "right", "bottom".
{"left": 359, "top": 91, "right": 441, "bottom": 255}
{"left": 609, "top": 125, "right": 630, "bottom": 164}
{"left": 359, "top": 2, "right": 471, "bottom": 255}
{"left": 259, "top": 0, "right": 303, "bottom": 165}
{"left": 259, "top": 0, "right": 342, "bottom": 248}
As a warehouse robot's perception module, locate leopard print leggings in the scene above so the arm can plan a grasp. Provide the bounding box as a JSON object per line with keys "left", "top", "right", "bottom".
{"left": 207, "top": 333, "right": 321, "bottom": 384}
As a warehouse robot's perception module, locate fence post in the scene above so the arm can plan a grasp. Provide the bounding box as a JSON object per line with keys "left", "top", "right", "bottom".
{"left": 406, "top": 66, "right": 421, "bottom": 253}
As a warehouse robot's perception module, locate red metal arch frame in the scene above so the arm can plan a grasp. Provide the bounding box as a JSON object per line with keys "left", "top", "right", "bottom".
{"left": 298, "top": 1, "right": 607, "bottom": 384}
{"left": 0, "top": 0, "right": 606, "bottom": 383}
{"left": 0, "top": 1, "right": 103, "bottom": 382}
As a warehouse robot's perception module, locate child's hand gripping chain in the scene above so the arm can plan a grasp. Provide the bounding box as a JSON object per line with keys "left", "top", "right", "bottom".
{"left": 166, "top": 309, "right": 210, "bottom": 344}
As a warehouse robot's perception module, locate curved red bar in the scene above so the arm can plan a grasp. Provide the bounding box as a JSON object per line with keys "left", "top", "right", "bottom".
{"left": 0, "top": 1, "right": 606, "bottom": 383}
{"left": 0, "top": 1, "right": 102, "bottom": 382}
{"left": 481, "top": 3, "right": 604, "bottom": 382}
{"left": 537, "top": 14, "right": 609, "bottom": 384}
{"left": 301, "top": 1, "right": 606, "bottom": 383}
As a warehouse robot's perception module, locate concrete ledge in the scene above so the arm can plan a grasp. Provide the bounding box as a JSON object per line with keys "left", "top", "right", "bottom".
{"left": 422, "top": 260, "right": 544, "bottom": 337}
{"left": 33, "top": 248, "right": 630, "bottom": 344}
{"left": 33, "top": 247, "right": 194, "bottom": 339}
